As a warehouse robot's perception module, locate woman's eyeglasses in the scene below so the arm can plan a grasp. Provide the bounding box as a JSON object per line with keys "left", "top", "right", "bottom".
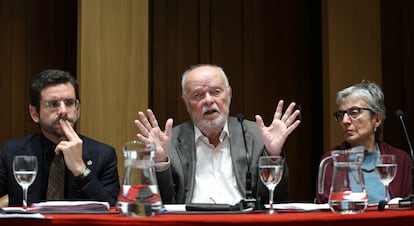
{"left": 333, "top": 107, "right": 374, "bottom": 121}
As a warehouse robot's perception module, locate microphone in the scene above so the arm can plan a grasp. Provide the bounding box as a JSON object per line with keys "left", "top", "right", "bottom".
{"left": 396, "top": 109, "right": 414, "bottom": 160}
{"left": 237, "top": 113, "right": 256, "bottom": 209}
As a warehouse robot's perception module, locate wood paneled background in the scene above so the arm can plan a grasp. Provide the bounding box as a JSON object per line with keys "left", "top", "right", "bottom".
{"left": 150, "top": 0, "right": 323, "bottom": 201}
{"left": 77, "top": 0, "right": 149, "bottom": 165}
{"left": 0, "top": 0, "right": 77, "bottom": 141}
{"left": 0, "top": 0, "right": 413, "bottom": 202}
{"left": 381, "top": 0, "right": 414, "bottom": 158}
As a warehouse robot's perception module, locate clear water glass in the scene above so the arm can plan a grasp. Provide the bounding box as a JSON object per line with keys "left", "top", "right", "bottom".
{"left": 13, "top": 155, "right": 37, "bottom": 208}
{"left": 259, "top": 156, "right": 284, "bottom": 214}
{"left": 375, "top": 154, "right": 397, "bottom": 204}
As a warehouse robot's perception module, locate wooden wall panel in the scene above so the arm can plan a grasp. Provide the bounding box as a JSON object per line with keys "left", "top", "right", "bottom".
{"left": 77, "top": 0, "right": 149, "bottom": 175}
{"left": 150, "top": 0, "right": 322, "bottom": 201}
{"left": 0, "top": 0, "right": 17, "bottom": 143}
{"left": 151, "top": 0, "right": 200, "bottom": 124}
{"left": 0, "top": 0, "right": 77, "bottom": 145}
{"left": 322, "top": 0, "right": 383, "bottom": 151}
{"left": 381, "top": 0, "right": 414, "bottom": 159}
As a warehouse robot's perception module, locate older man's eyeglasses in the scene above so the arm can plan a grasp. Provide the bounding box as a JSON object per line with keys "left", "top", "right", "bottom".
{"left": 333, "top": 107, "right": 374, "bottom": 121}
{"left": 43, "top": 99, "right": 79, "bottom": 111}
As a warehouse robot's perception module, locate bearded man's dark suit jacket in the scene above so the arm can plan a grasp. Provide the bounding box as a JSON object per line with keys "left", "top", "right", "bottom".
{"left": 156, "top": 116, "right": 289, "bottom": 206}
{"left": 0, "top": 134, "right": 120, "bottom": 206}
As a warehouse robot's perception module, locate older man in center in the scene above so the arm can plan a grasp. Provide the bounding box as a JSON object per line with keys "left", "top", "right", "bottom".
{"left": 134, "top": 64, "right": 301, "bottom": 207}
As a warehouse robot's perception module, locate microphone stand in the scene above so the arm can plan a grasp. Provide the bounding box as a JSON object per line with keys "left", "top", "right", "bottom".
{"left": 396, "top": 110, "right": 414, "bottom": 193}
{"left": 396, "top": 110, "right": 414, "bottom": 159}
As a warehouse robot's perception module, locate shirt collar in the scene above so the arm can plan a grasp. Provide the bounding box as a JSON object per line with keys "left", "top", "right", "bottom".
{"left": 194, "top": 121, "right": 229, "bottom": 144}
{"left": 41, "top": 134, "right": 56, "bottom": 154}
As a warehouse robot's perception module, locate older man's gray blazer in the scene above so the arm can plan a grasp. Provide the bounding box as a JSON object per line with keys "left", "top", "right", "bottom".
{"left": 156, "top": 116, "right": 289, "bottom": 206}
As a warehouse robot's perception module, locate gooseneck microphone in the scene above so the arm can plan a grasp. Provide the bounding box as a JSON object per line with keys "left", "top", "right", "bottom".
{"left": 396, "top": 109, "right": 414, "bottom": 195}
{"left": 396, "top": 109, "right": 414, "bottom": 160}
{"left": 237, "top": 113, "right": 256, "bottom": 209}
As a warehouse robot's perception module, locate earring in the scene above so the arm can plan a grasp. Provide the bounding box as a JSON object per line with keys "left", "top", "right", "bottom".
{"left": 374, "top": 127, "right": 377, "bottom": 132}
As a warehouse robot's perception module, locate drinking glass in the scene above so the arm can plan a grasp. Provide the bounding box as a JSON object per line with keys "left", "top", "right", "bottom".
{"left": 259, "top": 156, "right": 284, "bottom": 214}
{"left": 375, "top": 154, "right": 397, "bottom": 203}
{"left": 13, "top": 155, "right": 38, "bottom": 208}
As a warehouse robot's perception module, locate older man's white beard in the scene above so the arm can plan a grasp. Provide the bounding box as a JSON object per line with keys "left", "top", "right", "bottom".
{"left": 196, "top": 114, "right": 227, "bottom": 132}
{"left": 192, "top": 104, "right": 229, "bottom": 133}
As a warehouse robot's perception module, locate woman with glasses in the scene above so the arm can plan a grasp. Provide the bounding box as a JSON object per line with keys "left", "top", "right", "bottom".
{"left": 315, "top": 81, "right": 412, "bottom": 204}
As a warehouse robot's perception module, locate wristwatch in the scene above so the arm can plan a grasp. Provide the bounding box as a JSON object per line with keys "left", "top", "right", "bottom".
{"left": 75, "top": 167, "right": 92, "bottom": 185}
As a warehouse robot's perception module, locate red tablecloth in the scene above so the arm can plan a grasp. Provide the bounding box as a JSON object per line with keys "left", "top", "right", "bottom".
{"left": 1, "top": 209, "right": 414, "bottom": 226}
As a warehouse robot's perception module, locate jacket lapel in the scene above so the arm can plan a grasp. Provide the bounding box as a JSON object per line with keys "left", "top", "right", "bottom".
{"left": 228, "top": 117, "right": 249, "bottom": 195}
{"left": 174, "top": 122, "right": 197, "bottom": 202}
